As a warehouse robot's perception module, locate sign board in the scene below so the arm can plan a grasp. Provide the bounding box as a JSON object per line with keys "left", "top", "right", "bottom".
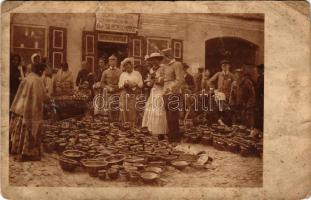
{"left": 96, "top": 13, "right": 139, "bottom": 34}
{"left": 98, "top": 33, "right": 128, "bottom": 44}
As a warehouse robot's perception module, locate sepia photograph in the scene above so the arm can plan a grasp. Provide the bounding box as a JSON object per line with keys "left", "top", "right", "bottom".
{"left": 8, "top": 12, "right": 264, "bottom": 187}
{"left": 1, "top": 1, "right": 311, "bottom": 199}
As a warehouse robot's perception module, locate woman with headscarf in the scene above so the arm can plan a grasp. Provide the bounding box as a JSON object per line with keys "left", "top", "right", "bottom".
{"left": 27, "top": 53, "right": 41, "bottom": 77}
{"left": 118, "top": 57, "right": 143, "bottom": 127}
{"left": 10, "top": 63, "right": 50, "bottom": 161}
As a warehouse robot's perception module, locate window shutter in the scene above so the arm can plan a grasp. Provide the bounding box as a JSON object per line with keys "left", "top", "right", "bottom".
{"left": 49, "top": 26, "right": 67, "bottom": 69}
{"left": 82, "top": 31, "right": 97, "bottom": 72}
{"left": 128, "top": 35, "right": 146, "bottom": 66}
{"left": 172, "top": 39, "right": 183, "bottom": 62}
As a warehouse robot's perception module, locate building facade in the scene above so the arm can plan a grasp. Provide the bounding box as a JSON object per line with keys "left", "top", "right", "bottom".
{"left": 11, "top": 13, "right": 264, "bottom": 81}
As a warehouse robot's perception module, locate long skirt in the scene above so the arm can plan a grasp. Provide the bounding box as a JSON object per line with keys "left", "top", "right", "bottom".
{"left": 119, "top": 90, "right": 137, "bottom": 126}
{"left": 10, "top": 114, "right": 42, "bottom": 160}
{"left": 142, "top": 87, "right": 168, "bottom": 135}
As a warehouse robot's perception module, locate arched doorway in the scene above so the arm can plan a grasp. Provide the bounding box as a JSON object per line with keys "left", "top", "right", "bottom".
{"left": 205, "top": 37, "right": 258, "bottom": 74}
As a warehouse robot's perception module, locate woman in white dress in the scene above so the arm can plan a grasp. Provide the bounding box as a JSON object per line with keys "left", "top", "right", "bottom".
{"left": 142, "top": 53, "right": 167, "bottom": 140}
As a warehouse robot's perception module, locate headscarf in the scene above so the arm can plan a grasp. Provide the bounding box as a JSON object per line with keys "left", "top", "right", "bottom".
{"left": 31, "top": 53, "right": 41, "bottom": 64}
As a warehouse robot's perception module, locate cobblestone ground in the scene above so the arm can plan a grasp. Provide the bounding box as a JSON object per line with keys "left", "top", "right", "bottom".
{"left": 9, "top": 143, "right": 262, "bottom": 187}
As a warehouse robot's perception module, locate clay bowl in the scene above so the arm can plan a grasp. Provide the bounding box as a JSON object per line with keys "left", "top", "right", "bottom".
{"left": 95, "top": 153, "right": 112, "bottom": 160}
{"left": 57, "top": 142, "right": 67, "bottom": 153}
{"left": 43, "top": 141, "right": 55, "bottom": 153}
{"left": 105, "top": 154, "right": 125, "bottom": 166}
{"left": 132, "top": 163, "right": 146, "bottom": 171}
{"left": 191, "top": 162, "right": 205, "bottom": 170}
{"left": 98, "top": 169, "right": 107, "bottom": 180}
{"left": 178, "top": 154, "right": 198, "bottom": 163}
{"left": 59, "top": 157, "right": 79, "bottom": 172}
{"left": 124, "top": 166, "right": 138, "bottom": 173}
{"left": 144, "top": 166, "right": 163, "bottom": 174}
{"left": 82, "top": 159, "right": 108, "bottom": 177}
{"left": 171, "top": 160, "right": 189, "bottom": 170}
{"left": 240, "top": 145, "right": 252, "bottom": 157}
{"left": 201, "top": 136, "right": 213, "bottom": 146}
{"left": 140, "top": 171, "right": 159, "bottom": 183}
{"left": 227, "top": 142, "right": 239, "bottom": 153}
{"left": 62, "top": 150, "right": 85, "bottom": 161}
{"left": 161, "top": 155, "right": 178, "bottom": 164}
{"left": 107, "top": 168, "right": 119, "bottom": 180}
{"left": 128, "top": 171, "right": 140, "bottom": 182}
{"left": 148, "top": 161, "right": 166, "bottom": 167}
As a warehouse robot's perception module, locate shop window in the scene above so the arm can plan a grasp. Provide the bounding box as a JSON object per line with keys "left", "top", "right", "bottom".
{"left": 11, "top": 24, "right": 47, "bottom": 65}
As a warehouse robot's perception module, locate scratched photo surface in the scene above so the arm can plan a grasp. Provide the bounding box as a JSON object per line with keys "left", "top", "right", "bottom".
{"left": 1, "top": 1, "right": 310, "bottom": 200}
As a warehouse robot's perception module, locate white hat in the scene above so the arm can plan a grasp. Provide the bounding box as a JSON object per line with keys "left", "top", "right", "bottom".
{"left": 121, "top": 57, "right": 134, "bottom": 67}
{"left": 108, "top": 54, "right": 118, "bottom": 60}
{"left": 146, "top": 52, "right": 164, "bottom": 61}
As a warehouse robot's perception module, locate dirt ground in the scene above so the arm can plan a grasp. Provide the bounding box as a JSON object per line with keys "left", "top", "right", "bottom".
{"left": 9, "top": 143, "right": 262, "bottom": 187}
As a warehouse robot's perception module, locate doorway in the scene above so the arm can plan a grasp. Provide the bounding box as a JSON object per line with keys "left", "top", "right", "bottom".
{"left": 97, "top": 42, "right": 128, "bottom": 67}
{"left": 205, "top": 37, "right": 258, "bottom": 75}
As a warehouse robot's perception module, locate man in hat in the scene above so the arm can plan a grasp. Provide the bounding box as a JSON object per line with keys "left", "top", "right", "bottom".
{"left": 208, "top": 59, "right": 235, "bottom": 126}
{"left": 161, "top": 48, "right": 185, "bottom": 143}
{"left": 100, "top": 54, "right": 122, "bottom": 121}
{"left": 230, "top": 66, "right": 256, "bottom": 128}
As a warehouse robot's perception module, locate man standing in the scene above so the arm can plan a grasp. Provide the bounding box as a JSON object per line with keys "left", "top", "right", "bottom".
{"left": 193, "top": 65, "right": 204, "bottom": 92}
{"left": 162, "top": 48, "right": 185, "bottom": 143}
{"left": 100, "top": 54, "right": 122, "bottom": 121}
{"left": 208, "top": 60, "right": 235, "bottom": 126}
{"left": 95, "top": 57, "right": 108, "bottom": 82}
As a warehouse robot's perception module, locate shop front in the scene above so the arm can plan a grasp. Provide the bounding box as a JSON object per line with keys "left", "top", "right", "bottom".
{"left": 11, "top": 13, "right": 263, "bottom": 81}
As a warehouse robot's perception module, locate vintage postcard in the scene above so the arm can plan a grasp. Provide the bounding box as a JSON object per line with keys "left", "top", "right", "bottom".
{"left": 1, "top": 1, "right": 311, "bottom": 199}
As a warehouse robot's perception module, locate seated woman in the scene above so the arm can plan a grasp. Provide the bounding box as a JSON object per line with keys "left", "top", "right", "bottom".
{"left": 118, "top": 57, "right": 143, "bottom": 127}
{"left": 10, "top": 63, "right": 50, "bottom": 161}
{"left": 53, "top": 63, "right": 74, "bottom": 96}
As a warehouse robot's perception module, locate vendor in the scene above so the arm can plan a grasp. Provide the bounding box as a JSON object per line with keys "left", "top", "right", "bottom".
{"left": 118, "top": 57, "right": 143, "bottom": 127}
{"left": 100, "top": 54, "right": 122, "bottom": 121}
{"left": 53, "top": 62, "right": 74, "bottom": 96}
{"left": 76, "top": 61, "right": 91, "bottom": 87}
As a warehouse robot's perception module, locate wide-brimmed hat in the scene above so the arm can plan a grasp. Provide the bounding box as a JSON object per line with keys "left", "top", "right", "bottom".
{"left": 146, "top": 52, "right": 164, "bottom": 61}
{"left": 161, "top": 48, "right": 173, "bottom": 58}
{"left": 220, "top": 59, "right": 230, "bottom": 66}
{"left": 108, "top": 54, "right": 118, "bottom": 60}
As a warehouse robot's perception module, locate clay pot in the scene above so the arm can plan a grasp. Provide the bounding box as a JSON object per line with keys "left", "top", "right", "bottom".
{"left": 59, "top": 157, "right": 79, "bottom": 172}
{"left": 107, "top": 168, "right": 119, "bottom": 180}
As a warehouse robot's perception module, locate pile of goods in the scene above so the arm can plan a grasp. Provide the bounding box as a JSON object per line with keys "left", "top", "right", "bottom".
{"left": 42, "top": 115, "right": 213, "bottom": 184}
{"left": 181, "top": 123, "right": 263, "bottom": 157}
{"left": 54, "top": 81, "right": 74, "bottom": 96}
{"left": 52, "top": 90, "right": 90, "bottom": 119}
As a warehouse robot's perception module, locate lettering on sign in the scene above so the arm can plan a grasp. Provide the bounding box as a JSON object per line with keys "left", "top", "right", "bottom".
{"left": 96, "top": 13, "right": 139, "bottom": 33}
{"left": 98, "top": 33, "right": 128, "bottom": 44}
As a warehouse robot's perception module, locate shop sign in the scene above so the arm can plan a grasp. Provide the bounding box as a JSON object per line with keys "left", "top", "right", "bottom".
{"left": 98, "top": 33, "right": 128, "bottom": 44}
{"left": 96, "top": 13, "right": 139, "bottom": 34}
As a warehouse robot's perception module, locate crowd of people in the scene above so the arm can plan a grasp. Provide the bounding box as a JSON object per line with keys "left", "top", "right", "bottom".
{"left": 9, "top": 48, "right": 264, "bottom": 161}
